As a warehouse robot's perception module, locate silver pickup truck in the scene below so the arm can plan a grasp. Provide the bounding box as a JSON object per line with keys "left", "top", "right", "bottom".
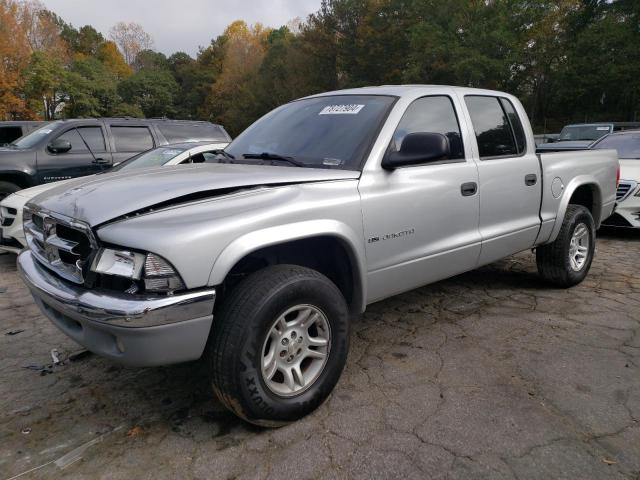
{"left": 17, "top": 86, "right": 618, "bottom": 426}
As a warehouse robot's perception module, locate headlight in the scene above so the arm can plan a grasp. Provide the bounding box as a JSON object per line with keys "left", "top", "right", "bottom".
{"left": 92, "top": 249, "right": 185, "bottom": 294}
{"left": 93, "top": 249, "right": 145, "bottom": 279}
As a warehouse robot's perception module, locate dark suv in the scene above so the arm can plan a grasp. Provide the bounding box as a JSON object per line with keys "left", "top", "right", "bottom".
{"left": 0, "top": 118, "right": 231, "bottom": 199}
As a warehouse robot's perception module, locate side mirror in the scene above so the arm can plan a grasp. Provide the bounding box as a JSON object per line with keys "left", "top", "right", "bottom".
{"left": 382, "top": 132, "right": 450, "bottom": 169}
{"left": 47, "top": 138, "right": 72, "bottom": 154}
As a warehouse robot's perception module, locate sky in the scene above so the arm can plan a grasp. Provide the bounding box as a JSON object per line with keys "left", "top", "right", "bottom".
{"left": 41, "top": 0, "right": 322, "bottom": 57}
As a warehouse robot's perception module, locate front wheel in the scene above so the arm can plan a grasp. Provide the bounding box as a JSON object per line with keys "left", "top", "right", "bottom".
{"left": 207, "top": 265, "right": 350, "bottom": 426}
{"left": 536, "top": 204, "right": 596, "bottom": 287}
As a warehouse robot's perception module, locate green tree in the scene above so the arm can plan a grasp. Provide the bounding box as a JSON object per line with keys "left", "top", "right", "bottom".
{"left": 23, "top": 50, "right": 66, "bottom": 119}
{"left": 60, "top": 24, "right": 104, "bottom": 56}
{"left": 118, "top": 68, "right": 178, "bottom": 117}
{"left": 63, "top": 56, "right": 120, "bottom": 117}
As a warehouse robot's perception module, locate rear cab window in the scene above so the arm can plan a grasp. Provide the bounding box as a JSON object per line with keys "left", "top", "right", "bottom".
{"left": 464, "top": 95, "right": 526, "bottom": 159}
{"left": 110, "top": 126, "right": 154, "bottom": 152}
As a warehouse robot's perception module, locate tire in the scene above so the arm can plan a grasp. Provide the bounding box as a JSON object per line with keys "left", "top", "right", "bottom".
{"left": 0, "top": 181, "right": 20, "bottom": 202}
{"left": 536, "top": 204, "right": 596, "bottom": 287}
{"left": 207, "top": 264, "right": 350, "bottom": 426}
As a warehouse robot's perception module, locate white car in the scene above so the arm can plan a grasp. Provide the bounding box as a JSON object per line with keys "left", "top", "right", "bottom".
{"left": 0, "top": 141, "right": 228, "bottom": 253}
{"left": 592, "top": 131, "right": 640, "bottom": 228}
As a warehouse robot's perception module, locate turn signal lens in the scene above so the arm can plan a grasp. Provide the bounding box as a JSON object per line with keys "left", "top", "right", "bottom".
{"left": 143, "top": 253, "right": 185, "bottom": 293}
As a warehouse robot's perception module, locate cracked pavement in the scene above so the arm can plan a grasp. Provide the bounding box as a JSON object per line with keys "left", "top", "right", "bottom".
{"left": 1, "top": 228, "right": 639, "bottom": 479}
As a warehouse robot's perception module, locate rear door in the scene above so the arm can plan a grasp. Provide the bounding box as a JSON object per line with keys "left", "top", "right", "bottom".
{"left": 37, "top": 125, "right": 111, "bottom": 183}
{"left": 107, "top": 123, "right": 156, "bottom": 164}
{"left": 460, "top": 94, "right": 542, "bottom": 265}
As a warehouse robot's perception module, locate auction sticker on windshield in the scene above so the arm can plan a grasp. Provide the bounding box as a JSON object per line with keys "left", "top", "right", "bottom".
{"left": 319, "top": 104, "right": 365, "bottom": 115}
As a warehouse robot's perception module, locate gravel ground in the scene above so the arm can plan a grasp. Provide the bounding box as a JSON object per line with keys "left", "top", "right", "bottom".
{"left": 1, "top": 228, "right": 639, "bottom": 480}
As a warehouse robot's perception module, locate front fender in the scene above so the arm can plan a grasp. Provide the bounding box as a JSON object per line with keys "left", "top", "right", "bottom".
{"left": 208, "top": 219, "right": 368, "bottom": 313}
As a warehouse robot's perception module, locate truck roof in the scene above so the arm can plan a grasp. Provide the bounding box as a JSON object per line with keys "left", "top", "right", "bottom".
{"left": 305, "top": 84, "right": 519, "bottom": 100}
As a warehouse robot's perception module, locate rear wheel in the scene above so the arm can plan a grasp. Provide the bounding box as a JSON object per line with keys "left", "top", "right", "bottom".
{"left": 536, "top": 205, "right": 596, "bottom": 287}
{"left": 207, "top": 264, "right": 350, "bottom": 426}
{"left": 0, "top": 181, "right": 20, "bottom": 202}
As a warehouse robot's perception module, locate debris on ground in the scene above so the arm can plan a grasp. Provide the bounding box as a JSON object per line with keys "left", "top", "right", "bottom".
{"left": 54, "top": 425, "right": 125, "bottom": 469}
{"left": 23, "top": 364, "right": 54, "bottom": 375}
{"left": 0, "top": 287, "right": 6, "bottom": 293}
{"left": 50, "top": 348, "right": 62, "bottom": 365}
{"left": 602, "top": 458, "right": 617, "bottom": 465}
{"left": 5, "top": 329, "right": 24, "bottom": 336}
{"left": 127, "top": 426, "right": 143, "bottom": 438}
{"left": 21, "top": 427, "right": 31, "bottom": 435}
{"left": 68, "top": 350, "right": 92, "bottom": 362}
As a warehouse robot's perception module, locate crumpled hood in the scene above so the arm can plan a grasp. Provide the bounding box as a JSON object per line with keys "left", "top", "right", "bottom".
{"left": 28, "top": 163, "right": 360, "bottom": 226}
{"left": 13, "top": 178, "right": 75, "bottom": 199}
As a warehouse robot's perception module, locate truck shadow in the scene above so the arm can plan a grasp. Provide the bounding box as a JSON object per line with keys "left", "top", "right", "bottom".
{"left": 598, "top": 226, "right": 640, "bottom": 241}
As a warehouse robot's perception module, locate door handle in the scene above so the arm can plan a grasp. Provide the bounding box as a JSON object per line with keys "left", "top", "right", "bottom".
{"left": 525, "top": 173, "right": 537, "bottom": 186}
{"left": 92, "top": 158, "right": 109, "bottom": 165}
{"left": 460, "top": 182, "right": 478, "bottom": 197}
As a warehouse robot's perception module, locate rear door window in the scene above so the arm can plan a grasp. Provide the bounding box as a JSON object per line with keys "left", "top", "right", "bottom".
{"left": 111, "top": 126, "right": 154, "bottom": 152}
{"left": 158, "top": 123, "right": 229, "bottom": 142}
{"left": 464, "top": 96, "right": 518, "bottom": 158}
{"left": 499, "top": 98, "right": 527, "bottom": 154}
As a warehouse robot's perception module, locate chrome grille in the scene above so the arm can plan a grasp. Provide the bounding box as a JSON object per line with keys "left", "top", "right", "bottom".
{"left": 616, "top": 180, "right": 637, "bottom": 202}
{"left": 24, "top": 208, "right": 97, "bottom": 284}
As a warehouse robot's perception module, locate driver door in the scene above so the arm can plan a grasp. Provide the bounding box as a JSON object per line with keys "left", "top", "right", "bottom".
{"left": 38, "top": 126, "right": 111, "bottom": 183}
{"left": 359, "top": 94, "right": 482, "bottom": 303}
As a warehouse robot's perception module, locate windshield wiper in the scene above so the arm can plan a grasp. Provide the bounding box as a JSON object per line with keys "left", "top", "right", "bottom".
{"left": 214, "top": 150, "right": 236, "bottom": 161}
{"left": 242, "top": 152, "right": 305, "bottom": 167}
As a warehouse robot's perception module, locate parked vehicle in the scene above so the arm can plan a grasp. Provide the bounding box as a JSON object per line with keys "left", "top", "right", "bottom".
{"left": 0, "top": 118, "right": 231, "bottom": 200}
{"left": 591, "top": 130, "right": 640, "bottom": 228}
{"left": 534, "top": 133, "right": 560, "bottom": 145}
{"left": 17, "top": 86, "right": 618, "bottom": 425}
{"left": 0, "top": 141, "right": 229, "bottom": 253}
{"left": 0, "top": 121, "right": 48, "bottom": 146}
{"left": 537, "top": 122, "right": 640, "bottom": 152}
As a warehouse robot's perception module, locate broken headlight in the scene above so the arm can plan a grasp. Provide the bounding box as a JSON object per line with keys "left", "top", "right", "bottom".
{"left": 92, "top": 249, "right": 185, "bottom": 294}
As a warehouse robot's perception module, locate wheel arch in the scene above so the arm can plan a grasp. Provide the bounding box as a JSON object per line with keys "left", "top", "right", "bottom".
{"left": 0, "top": 170, "right": 34, "bottom": 190}
{"left": 548, "top": 179, "right": 602, "bottom": 242}
{"left": 208, "top": 220, "right": 367, "bottom": 315}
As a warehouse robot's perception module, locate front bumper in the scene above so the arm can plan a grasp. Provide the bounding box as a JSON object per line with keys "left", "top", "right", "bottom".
{"left": 0, "top": 193, "right": 27, "bottom": 252}
{"left": 602, "top": 195, "right": 640, "bottom": 228}
{"left": 18, "top": 250, "right": 216, "bottom": 366}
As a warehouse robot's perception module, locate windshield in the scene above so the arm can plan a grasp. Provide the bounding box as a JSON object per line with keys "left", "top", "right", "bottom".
{"left": 559, "top": 125, "right": 611, "bottom": 142}
{"left": 10, "top": 122, "right": 61, "bottom": 149}
{"left": 592, "top": 133, "right": 640, "bottom": 159}
{"left": 225, "top": 95, "right": 396, "bottom": 170}
{"left": 112, "top": 146, "right": 189, "bottom": 171}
